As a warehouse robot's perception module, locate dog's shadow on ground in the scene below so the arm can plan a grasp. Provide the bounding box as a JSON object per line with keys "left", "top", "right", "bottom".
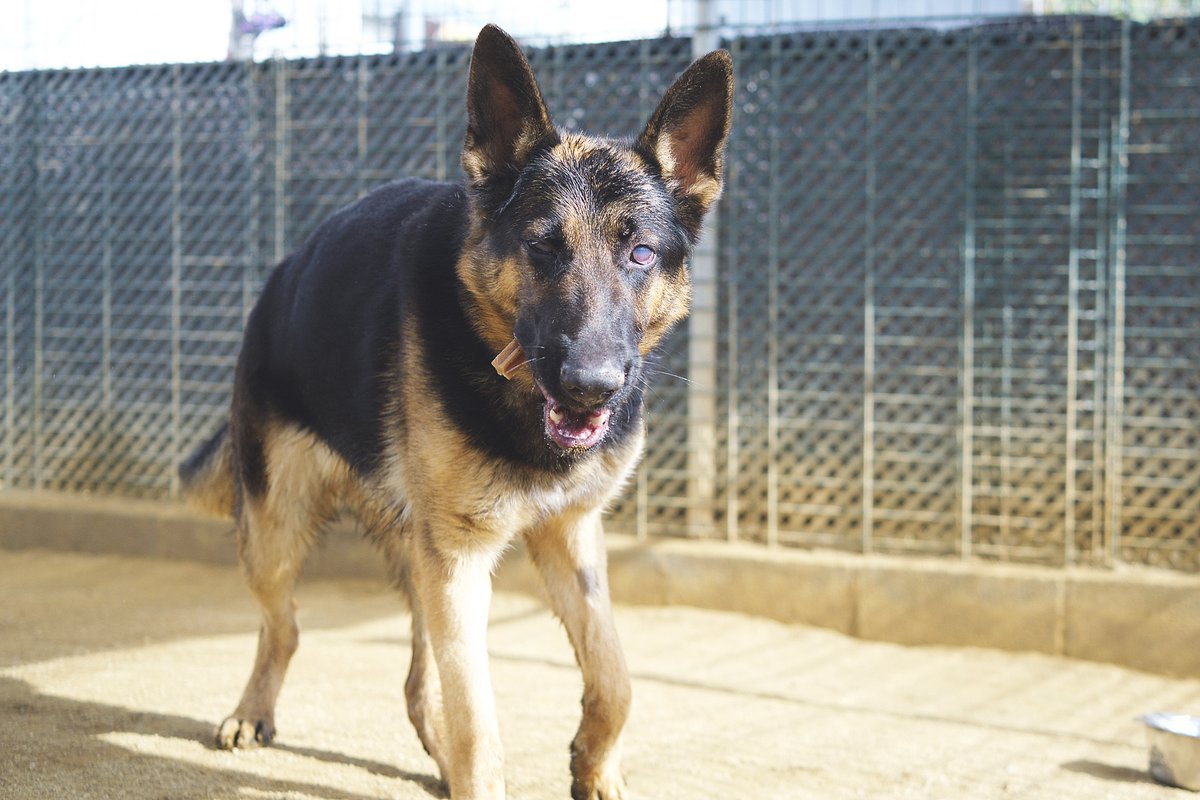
{"left": 0, "top": 675, "right": 445, "bottom": 799}
{"left": 1060, "top": 759, "right": 1155, "bottom": 787}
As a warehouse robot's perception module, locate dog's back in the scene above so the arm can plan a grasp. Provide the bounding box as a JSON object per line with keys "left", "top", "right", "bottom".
{"left": 180, "top": 178, "right": 466, "bottom": 512}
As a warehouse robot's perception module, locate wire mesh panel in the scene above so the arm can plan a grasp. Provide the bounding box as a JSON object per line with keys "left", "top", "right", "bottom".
{"left": 42, "top": 69, "right": 151, "bottom": 493}
{"left": 1, "top": 18, "right": 1199, "bottom": 572}
{"left": 175, "top": 62, "right": 260, "bottom": 496}
{"left": 98, "top": 67, "right": 177, "bottom": 497}
{"left": 969, "top": 20, "right": 1112, "bottom": 564}
{"left": 0, "top": 72, "right": 36, "bottom": 491}
{"left": 282, "top": 56, "right": 369, "bottom": 252}
{"left": 722, "top": 32, "right": 872, "bottom": 549}
{"left": 869, "top": 29, "right": 970, "bottom": 557}
{"left": 363, "top": 48, "right": 468, "bottom": 186}
{"left": 1118, "top": 18, "right": 1200, "bottom": 569}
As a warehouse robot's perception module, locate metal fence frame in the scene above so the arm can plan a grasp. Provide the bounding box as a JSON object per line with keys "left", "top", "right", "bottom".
{"left": 0, "top": 15, "right": 1197, "bottom": 569}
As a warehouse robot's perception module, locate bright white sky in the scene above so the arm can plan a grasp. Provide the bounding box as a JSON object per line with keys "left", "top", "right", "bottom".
{"left": 0, "top": 0, "right": 676, "bottom": 72}
{"left": 3, "top": 0, "right": 231, "bottom": 70}
{"left": 1, "top": 0, "right": 1054, "bottom": 72}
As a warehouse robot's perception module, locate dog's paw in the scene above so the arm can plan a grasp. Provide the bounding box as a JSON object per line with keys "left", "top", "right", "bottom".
{"left": 214, "top": 716, "right": 275, "bottom": 750}
{"left": 571, "top": 766, "right": 626, "bottom": 800}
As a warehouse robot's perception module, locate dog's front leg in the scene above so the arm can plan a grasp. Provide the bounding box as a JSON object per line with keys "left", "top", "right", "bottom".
{"left": 410, "top": 523, "right": 506, "bottom": 799}
{"left": 525, "top": 510, "right": 630, "bottom": 800}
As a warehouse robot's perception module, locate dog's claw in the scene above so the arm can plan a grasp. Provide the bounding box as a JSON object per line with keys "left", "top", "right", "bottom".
{"left": 572, "top": 778, "right": 627, "bottom": 800}
{"left": 571, "top": 761, "right": 627, "bottom": 800}
{"left": 215, "top": 716, "right": 275, "bottom": 750}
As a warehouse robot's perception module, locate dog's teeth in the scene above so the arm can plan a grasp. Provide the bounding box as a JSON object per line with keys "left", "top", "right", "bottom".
{"left": 549, "top": 406, "right": 565, "bottom": 424}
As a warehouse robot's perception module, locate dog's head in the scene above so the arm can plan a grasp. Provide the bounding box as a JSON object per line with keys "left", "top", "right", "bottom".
{"left": 458, "top": 24, "right": 732, "bottom": 453}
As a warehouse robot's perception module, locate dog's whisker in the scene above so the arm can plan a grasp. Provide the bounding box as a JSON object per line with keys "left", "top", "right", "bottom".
{"left": 634, "top": 375, "right": 665, "bottom": 404}
{"left": 645, "top": 368, "right": 693, "bottom": 386}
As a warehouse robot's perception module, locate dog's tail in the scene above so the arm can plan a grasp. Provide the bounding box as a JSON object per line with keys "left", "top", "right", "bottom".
{"left": 179, "top": 422, "right": 236, "bottom": 517}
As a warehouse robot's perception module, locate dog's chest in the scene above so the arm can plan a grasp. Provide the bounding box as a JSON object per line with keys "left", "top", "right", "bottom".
{"left": 474, "top": 446, "right": 640, "bottom": 533}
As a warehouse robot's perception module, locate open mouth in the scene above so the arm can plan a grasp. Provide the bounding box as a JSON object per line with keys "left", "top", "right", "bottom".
{"left": 540, "top": 387, "right": 612, "bottom": 451}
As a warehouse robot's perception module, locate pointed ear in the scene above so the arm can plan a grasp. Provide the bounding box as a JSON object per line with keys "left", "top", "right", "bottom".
{"left": 461, "top": 25, "right": 557, "bottom": 204}
{"left": 636, "top": 50, "right": 733, "bottom": 232}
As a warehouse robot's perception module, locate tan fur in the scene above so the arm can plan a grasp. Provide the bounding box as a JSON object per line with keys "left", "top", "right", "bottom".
{"left": 639, "top": 268, "right": 692, "bottom": 355}
{"left": 457, "top": 238, "right": 526, "bottom": 362}
{"left": 179, "top": 432, "right": 236, "bottom": 517}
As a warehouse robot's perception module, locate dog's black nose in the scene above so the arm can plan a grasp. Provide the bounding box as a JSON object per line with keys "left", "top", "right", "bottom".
{"left": 560, "top": 362, "right": 625, "bottom": 408}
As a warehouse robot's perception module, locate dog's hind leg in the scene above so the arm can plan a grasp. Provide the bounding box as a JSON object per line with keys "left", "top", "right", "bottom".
{"left": 215, "top": 428, "right": 335, "bottom": 750}
{"left": 215, "top": 499, "right": 312, "bottom": 749}
{"left": 525, "top": 510, "right": 630, "bottom": 800}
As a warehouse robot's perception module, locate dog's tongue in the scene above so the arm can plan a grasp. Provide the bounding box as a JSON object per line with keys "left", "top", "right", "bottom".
{"left": 544, "top": 398, "right": 611, "bottom": 450}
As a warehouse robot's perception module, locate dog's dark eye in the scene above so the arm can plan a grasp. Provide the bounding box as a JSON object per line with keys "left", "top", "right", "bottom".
{"left": 630, "top": 244, "right": 657, "bottom": 268}
{"left": 526, "top": 238, "right": 561, "bottom": 257}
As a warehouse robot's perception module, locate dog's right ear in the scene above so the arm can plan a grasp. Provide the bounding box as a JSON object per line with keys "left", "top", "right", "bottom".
{"left": 462, "top": 25, "right": 557, "bottom": 211}
{"left": 636, "top": 50, "right": 733, "bottom": 237}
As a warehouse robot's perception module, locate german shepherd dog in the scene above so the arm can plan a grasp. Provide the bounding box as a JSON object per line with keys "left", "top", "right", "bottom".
{"left": 180, "top": 24, "right": 731, "bottom": 800}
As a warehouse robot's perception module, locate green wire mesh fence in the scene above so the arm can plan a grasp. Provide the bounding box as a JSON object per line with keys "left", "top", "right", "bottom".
{"left": 0, "top": 16, "right": 1196, "bottom": 568}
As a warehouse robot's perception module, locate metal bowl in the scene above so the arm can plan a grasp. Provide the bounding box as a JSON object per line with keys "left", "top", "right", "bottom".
{"left": 1142, "top": 713, "right": 1200, "bottom": 791}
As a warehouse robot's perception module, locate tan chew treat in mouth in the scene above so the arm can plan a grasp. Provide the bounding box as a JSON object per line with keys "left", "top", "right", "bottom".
{"left": 491, "top": 337, "right": 525, "bottom": 379}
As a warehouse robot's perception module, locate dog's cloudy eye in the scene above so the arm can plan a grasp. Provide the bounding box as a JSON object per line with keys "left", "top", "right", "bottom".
{"left": 630, "top": 244, "right": 656, "bottom": 267}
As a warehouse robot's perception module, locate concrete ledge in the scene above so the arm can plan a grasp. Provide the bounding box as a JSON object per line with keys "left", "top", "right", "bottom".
{"left": 0, "top": 491, "right": 389, "bottom": 581}
{"left": 1, "top": 491, "right": 1197, "bottom": 677}
{"left": 0, "top": 491, "right": 237, "bottom": 565}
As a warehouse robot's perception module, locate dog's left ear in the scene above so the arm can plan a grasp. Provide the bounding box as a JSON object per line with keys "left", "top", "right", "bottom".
{"left": 462, "top": 25, "right": 557, "bottom": 210}
{"left": 637, "top": 50, "right": 734, "bottom": 234}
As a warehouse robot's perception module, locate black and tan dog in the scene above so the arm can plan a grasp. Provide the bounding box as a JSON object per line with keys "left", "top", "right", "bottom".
{"left": 180, "top": 24, "right": 731, "bottom": 800}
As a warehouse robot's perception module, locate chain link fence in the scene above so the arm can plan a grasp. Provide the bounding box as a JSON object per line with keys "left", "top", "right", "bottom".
{"left": 1, "top": 16, "right": 1196, "bottom": 569}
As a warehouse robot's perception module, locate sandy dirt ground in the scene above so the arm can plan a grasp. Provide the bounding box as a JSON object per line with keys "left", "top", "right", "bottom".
{"left": 1, "top": 547, "right": 1197, "bottom": 800}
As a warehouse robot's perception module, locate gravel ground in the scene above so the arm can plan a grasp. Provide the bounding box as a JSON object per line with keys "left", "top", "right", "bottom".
{"left": 1, "top": 547, "right": 1196, "bottom": 799}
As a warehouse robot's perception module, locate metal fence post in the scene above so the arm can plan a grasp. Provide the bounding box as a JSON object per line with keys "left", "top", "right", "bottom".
{"left": 4, "top": 265, "right": 12, "bottom": 489}
{"left": 357, "top": 57, "right": 370, "bottom": 198}
{"left": 686, "top": 1, "right": 720, "bottom": 539}
{"left": 1064, "top": 21, "right": 1084, "bottom": 565}
{"left": 862, "top": 27, "right": 879, "bottom": 554}
{"left": 4, "top": 234, "right": 13, "bottom": 490}
{"left": 436, "top": 48, "right": 449, "bottom": 182}
{"left": 101, "top": 71, "right": 114, "bottom": 490}
{"left": 724, "top": 37, "right": 741, "bottom": 543}
{"left": 1104, "top": 17, "right": 1131, "bottom": 565}
{"left": 4, "top": 75, "right": 23, "bottom": 489}
{"left": 273, "top": 56, "right": 288, "bottom": 264}
{"left": 765, "top": 34, "right": 781, "bottom": 548}
{"left": 245, "top": 60, "right": 261, "bottom": 322}
{"left": 960, "top": 28, "right": 979, "bottom": 560}
{"left": 32, "top": 72, "right": 43, "bottom": 491}
{"left": 170, "top": 64, "right": 184, "bottom": 497}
